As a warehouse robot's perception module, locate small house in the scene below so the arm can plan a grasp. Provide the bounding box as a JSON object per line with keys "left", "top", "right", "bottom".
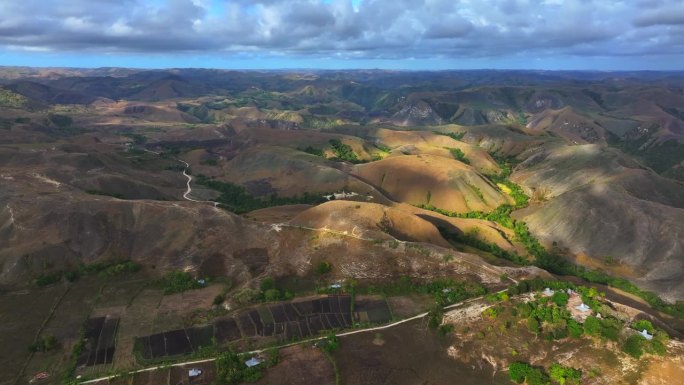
{"left": 188, "top": 368, "right": 202, "bottom": 378}
{"left": 245, "top": 357, "right": 264, "bottom": 368}
{"left": 640, "top": 329, "right": 654, "bottom": 340}
{"left": 330, "top": 284, "right": 342, "bottom": 289}
{"left": 576, "top": 303, "right": 591, "bottom": 312}
{"left": 542, "top": 288, "right": 555, "bottom": 297}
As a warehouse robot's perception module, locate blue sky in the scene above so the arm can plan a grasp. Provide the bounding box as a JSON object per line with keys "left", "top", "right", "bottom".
{"left": 0, "top": 0, "right": 683, "bottom": 70}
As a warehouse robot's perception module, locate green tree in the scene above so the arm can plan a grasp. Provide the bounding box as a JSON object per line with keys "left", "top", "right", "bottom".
{"left": 567, "top": 319, "right": 583, "bottom": 338}
{"left": 550, "top": 363, "right": 581, "bottom": 385}
{"left": 551, "top": 291, "right": 569, "bottom": 307}
{"left": 260, "top": 277, "right": 275, "bottom": 292}
{"left": 215, "top": 348, "right": 244, "bottom": 385}
{"left": 509, "top": 362, "right": 530, "bottom": 383}
{"left": 315, "top": 261, "right": 332, "bottom": 275}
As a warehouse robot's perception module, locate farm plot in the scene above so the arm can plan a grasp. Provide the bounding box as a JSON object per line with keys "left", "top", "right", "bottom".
{"left": 135, "top": 325, "right": 215, "bottom": 360}
{"left": 112, "top": 288, "right": 163, "bottom": 370}
{"left": 23, "top": 279, "right": 104, "bottom": 383}
{"left": 0, "top": 286, "right": 66, "bottom": 385}
{"left": 214, "top": 318, "right": 241, "bottom": 343}
{"left": 77, "top": 316, "right": 120, "bottom": 366}
{"left": 257, "top": 295, "right": 358, "bottom": 342}
{"left": 354, "top": 297, "right": 392, "bottom": 324}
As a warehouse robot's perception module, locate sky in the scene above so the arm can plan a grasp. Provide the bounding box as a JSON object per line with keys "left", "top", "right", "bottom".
{"left": 0, "top": 0, "right": 683, "bottom": 70}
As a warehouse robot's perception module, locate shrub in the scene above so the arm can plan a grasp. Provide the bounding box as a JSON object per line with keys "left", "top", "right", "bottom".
{"left": 583, "top": 316, "right": 601, "bottom": 336}
{"left": 633, "top": 319, "right": 654, "bottom": 333}
{"left": 567, "top": 319, "right": 583, "bottom": 338}
{"left": 263, "top": 289, "right": 281, "bottom": 301}
{"left": 623, "top": 334, "right": 644, "bottom": 358}
{"left": 260, "top": 277, "right": 276, "bottom": 292}
{"left": 508, "top": 362, "right": 549, "bottom": 385}
{"left": 162, "top": 271, "right": 203, "bottom": 294}
{"left": 315, "top": 261, "right": 333, "bottom": 275}
{"left": 549, "top": 363, "right": 581, "bottom": 385}
{"left": 29, "top": 335, "right": 58, "bottom": 352}
{"left": 551, "top": 291, "right": 569, "bottom": 307}
{"left": 329, "top": 139, "right": 360, "bottom": 163}
{"left": 527, "top": 317, "right": 540, "bottom": 334}
{"left": 448, "top": 148, "right": 469, "bottom": 164}
{"left": 321, "top": 332, "right": 340, "bottom": 352}
{"left": 213, "top": 294, "right": 225, "bottom": 306}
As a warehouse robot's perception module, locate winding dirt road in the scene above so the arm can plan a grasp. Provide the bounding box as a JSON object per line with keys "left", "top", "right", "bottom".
{"left": 178, "top": 160, "right": 217, "bottom": 206}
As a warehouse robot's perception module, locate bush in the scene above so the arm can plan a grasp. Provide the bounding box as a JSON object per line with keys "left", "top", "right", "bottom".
{"left": 260, "top": 277, "right": 276, "bottom": 292}
{"left": 623, "top": 334, "right": 644, "bottom": 358}
{"left": 633, "top": 319, "right": 654, "bottom": 333}
{"left": 551, "top": 291, "right": 569, "bottom": 307}
{"left": 527, "top": 317, "right": 540, "bottom": 334}
{"left": 329, "top": 139, "right": 360, "bottom": 163}
{"left": 508, "top": 362, "right": 549, "bottom": 385}
{"left": 315, "top": 261, "right": 333, "bottom": 275}
{"left": 29, "top": 335, "right": 58, "bottom": 352}
{"left": 263, "top": 289, "right": 281, "bottom": 301}
{"left": 321, "top": 332, "right": 340, "bottom": 352}
{"left": 162, "top": 271, "right": 203, "bottom": 294}
{"left": 567, "top": 319, "right": 583, "bottom": 338}
{"left": 549, "top": 363, "right": 581, "bottom": 385}
{"left": 583, "top": 316, "right": 601, "bottom": 336}
{"left": 448, "top": 148, "right": 469, "bottom": 164}
{"left": 300, "top": 146, "right": 324, "bottom": 157}
{"left": 213, "top": 294, "right": 225, "bottom": 306}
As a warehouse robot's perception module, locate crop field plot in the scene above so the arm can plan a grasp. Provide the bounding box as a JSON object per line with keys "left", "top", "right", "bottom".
{"left": 77, "top": 316, "right": 120, "bottom": 367}
{"left": 252, "top": 345, "right": 335, "bottom": 385}
{"left": 334, "top": 321, "right": 506, "bottom": 385}
{"left": 96, "top": 279, "right": 149, "bottom": 308}
{"left": 112, "top": 289, "right": 163, "bottom": 370}
{"left": 0, "top": 286, "right": 67, "bottom": 385}
{"left": 354, "top": 297, "right": 392, "bottom": 324}
{"left": 214, "top": 318, "right": 241, "bottom": 343}
{"left": 186, "top": 325, "right": 214, "bottom": 350}
{"left": 135, "top": 325, "right": 215, "bottom": 360}
{"left": 128, "top": 295, "right": 390, "bottom": 363}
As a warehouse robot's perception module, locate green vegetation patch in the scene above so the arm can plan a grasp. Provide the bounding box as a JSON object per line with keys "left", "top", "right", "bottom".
{"left": 434, "top": 131, "right": 465, "bottom": 141}
{"left": 214, "top": 347, "right": 279, "bottom": 385}
{"left": 357, "top": 276, "right": 486, "bottom": 307}
{"left": 161, "top": 271, "right": 206, "bottom": 295}
{"left": 0, "top": 87, "right": 28, "bottom": 108}
{"left": 447, "top": 147, "right": 470, "bottom": 164}
{"left": 328, "top": 138, "right": 362, "bottom": 163}
{"left": 195, "top": 174, "right": 327, "bottom": 214}
{"left": 34, "top": 260, "right": 141, "bottom": 287}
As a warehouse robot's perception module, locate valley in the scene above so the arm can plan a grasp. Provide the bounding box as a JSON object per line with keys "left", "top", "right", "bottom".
{"left": 0, "top": 68, "right": 683, "bottom": 385}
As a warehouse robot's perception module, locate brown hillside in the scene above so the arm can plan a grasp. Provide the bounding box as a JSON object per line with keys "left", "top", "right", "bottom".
{"left": 290, "top": 200, "right": 450, "bottom": 247}
{"left": 371, "top": 128, "right": 500, "bottom": 175}
{"left": 352, "top": 154, "right": 511, "bottom": 213}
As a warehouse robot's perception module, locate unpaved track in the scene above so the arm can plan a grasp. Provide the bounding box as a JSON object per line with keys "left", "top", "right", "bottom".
{"left": 178, "top": 159, "right": 217, "bottom": 206}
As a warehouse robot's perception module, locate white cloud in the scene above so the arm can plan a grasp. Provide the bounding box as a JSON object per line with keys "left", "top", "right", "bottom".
{"left": 0, "top": 0, "right": 680, "bottom": 61}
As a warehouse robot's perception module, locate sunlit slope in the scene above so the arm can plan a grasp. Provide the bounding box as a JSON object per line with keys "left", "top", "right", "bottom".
{"left": 371, "top": 128, "right": 500, "bottom": 175}
{"left": 290, "top": 200, "right": 451, "bottom": 247}
{"left": 351, "top": 154, "right": 511, "bottom": 213}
